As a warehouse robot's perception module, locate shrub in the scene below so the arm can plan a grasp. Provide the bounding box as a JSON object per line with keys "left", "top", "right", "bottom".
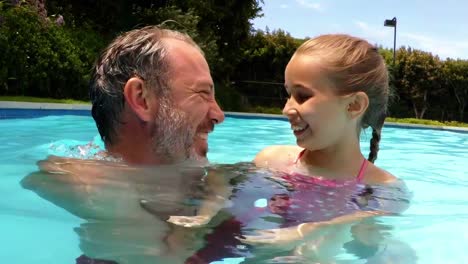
{"left": 0, "top": 5, "right": 104, "bottom": 99}
{"left": 215, "top": 81, "right": 247, "bottom": 112}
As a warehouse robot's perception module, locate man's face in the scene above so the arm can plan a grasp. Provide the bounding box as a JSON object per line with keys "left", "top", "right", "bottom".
{"left": 151, "top": 39, "right": 225, "bottom": 163}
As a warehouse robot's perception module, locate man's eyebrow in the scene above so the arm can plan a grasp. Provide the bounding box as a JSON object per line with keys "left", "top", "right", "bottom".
{"left": 194, "top": 81, "right": 214, "bottom": 92}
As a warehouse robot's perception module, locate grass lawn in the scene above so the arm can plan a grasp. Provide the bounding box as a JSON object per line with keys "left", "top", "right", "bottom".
{"left": 0, "top": 96, "right": 89, "bottom": 104}
{"left": 385, "top": 117, "right": 468, "bottom": 128}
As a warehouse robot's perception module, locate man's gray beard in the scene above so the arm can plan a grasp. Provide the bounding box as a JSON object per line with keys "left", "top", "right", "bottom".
{"left": 151, "top": 98, "right": 204, "bottom": 164}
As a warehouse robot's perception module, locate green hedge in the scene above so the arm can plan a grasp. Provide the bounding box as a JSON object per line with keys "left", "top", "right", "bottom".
{"left": 0, "top": 5, "right": 104, "bottom": 99}
{"left": 0, "top": 95, "right": 89, "bottom": 104}
{"left": 215, "top": 82, "right": 246, "bottom": 112}
{"left": 385, "top": 117, "right": 468, "bottom": 128}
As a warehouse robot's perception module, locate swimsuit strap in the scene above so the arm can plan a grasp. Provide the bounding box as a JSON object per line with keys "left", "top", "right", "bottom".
{"left": 355, "top": 159, "right": 369, "bottom": 183}
{"left": 294, "top": 149, "right": 369, "bottom": 183}
{"left": 294, "top": 149, "right": 307, "bottom": 164}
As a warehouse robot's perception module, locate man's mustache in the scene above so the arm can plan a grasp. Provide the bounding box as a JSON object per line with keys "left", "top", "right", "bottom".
{"left": 196, "top": 120, "right": 215, "bottom": 133}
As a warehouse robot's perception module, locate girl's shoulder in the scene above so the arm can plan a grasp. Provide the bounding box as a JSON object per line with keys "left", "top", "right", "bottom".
{"left": 254, "top": 145, "right": 302, "bottom": 169}
{"left": 362, "top": 162, "right": 398, "bottom": 185}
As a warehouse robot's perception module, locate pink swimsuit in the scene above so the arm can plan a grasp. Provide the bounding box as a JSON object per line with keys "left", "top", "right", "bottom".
{"left": 285, "top": 148, "right": 368, "bottom": 187}
{"left": 186, "top": 151, "right": 371, "bottom": 263}
{"left": 263, "top": 149, "right": 369, "bottom": 226}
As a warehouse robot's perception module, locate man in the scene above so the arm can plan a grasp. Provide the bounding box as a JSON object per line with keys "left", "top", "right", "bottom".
{"left": 89, "top": 25, "right": 224, "bottom": 165}
{"left": 21, "top": 26, "right": 227, "bottom": 264}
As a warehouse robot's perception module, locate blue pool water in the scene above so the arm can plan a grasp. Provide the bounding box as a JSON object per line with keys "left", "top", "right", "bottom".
{"left": 1, "top": 110, "right": 467, "bottom": 263}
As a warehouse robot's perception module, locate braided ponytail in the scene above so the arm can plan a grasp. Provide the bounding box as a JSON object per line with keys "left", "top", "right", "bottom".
{"left": 367, "top": 113, "right": 386, "bottom": 163}
{"left": 368, "top": 127, "right": 381, "bottom": 163}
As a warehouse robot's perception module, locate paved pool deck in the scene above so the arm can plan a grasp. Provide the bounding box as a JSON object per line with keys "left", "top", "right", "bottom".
{"left": 1, "top": 101, "right": 467, "bottom": 133}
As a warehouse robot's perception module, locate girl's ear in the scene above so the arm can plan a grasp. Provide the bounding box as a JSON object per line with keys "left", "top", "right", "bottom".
{"left": 123, "top": 77, "right": 156, "bottom": 122}
{"left": 347, "top": 91, "right": 369, "bottom": 119}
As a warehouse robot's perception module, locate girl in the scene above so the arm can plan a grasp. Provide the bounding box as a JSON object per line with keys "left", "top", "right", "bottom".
{"left": 256, "top": 33, "right": 394, "bottom": 187}
{"left": 240, "top": 34, "right": 412, "bottom": 261}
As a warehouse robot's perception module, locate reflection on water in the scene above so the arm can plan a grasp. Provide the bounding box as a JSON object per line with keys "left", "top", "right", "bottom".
{"left": 21, "top": 157, "right": 416, "bottom": 264}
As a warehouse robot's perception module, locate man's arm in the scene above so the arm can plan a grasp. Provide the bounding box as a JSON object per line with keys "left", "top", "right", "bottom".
{"left": 22, "top": 156, "right": 212, "bottom": 219}
{"left": 22, "top": 155, "right": 217, "bottom": 263}
{"left": 162, "top": 165, "right": 237, "bottom": 227}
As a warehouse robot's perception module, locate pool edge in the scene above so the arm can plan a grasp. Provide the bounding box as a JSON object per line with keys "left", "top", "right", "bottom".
{"left": 1, "top": 101, "right": 467, "bottom": 133}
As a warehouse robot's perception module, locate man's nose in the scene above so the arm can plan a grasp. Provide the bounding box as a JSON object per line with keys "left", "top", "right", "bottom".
{"left": 210, "top": 100, "right": 225, "bottom": 124}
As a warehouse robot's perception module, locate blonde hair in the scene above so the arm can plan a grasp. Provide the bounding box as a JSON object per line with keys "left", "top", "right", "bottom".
{"left": 296, "top": 34, "right": 389, "bottom": 163}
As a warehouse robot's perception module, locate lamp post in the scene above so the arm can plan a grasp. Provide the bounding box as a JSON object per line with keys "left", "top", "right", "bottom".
{"left": 384, "top": 17, "right": 397, "bottom": 65}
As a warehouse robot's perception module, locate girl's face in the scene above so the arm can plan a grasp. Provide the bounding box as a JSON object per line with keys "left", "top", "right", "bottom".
{"left": 283, "top": 54, "right": 354, "bottom": 151}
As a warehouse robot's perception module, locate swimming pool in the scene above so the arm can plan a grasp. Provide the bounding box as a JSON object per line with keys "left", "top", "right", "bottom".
{"left": 1, "top": 109, "right": 467, "bottom": 263}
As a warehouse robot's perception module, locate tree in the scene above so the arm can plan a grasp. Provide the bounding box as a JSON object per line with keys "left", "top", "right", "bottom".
{"left": 395, "top": 47, "right": 443, "bottom": 119}
{"left": 231, "top": 29, "right": 302, "bottom": 107}
{"left": 45, "top": 0, "right": 263, "bottom": 84}
{"left": 442, "top": 59, "right": 468, "bottom": 121}
{"left": 0, "top": 5, "right": 92, "bottom": 98}
{"left": 178, "top": 0, "right": 263, "bottom": 83}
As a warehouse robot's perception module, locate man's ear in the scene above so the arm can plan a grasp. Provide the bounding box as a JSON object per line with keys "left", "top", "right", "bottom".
{"left": 123, "top": 77, "right": 155, "bottom": 122}
{"left": 346, "top": 91, "right": 369, "bottom": 119}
